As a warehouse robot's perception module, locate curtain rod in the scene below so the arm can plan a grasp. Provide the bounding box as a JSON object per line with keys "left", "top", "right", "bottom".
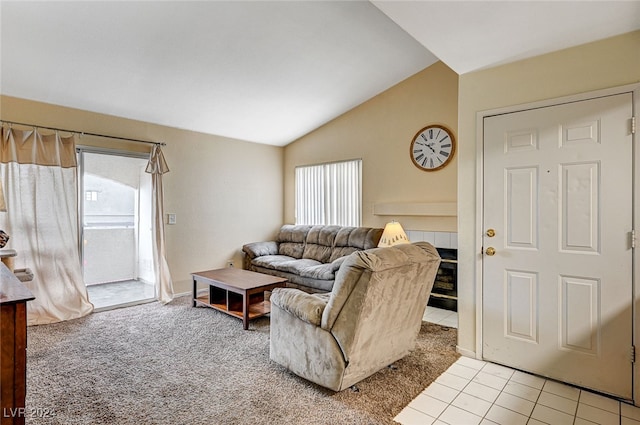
{"left": 0, "top": 119, "right": 166, "bottom": 147}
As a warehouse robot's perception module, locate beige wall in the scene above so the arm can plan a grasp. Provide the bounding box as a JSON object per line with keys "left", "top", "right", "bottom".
{"left": 5, "top": 29, "right": 637, "bottom": 347}
{"left": 0, "top": 96, "right": 284, "bottom": 294}
{"left": 457, "top": 31, "right": 640, "bottom": 355}
{"left": 284, "top": 61, "right": 459, "bottom": 232}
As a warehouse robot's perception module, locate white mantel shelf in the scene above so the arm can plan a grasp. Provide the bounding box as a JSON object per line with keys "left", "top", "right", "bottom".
{"left": 373, "top": 202, "right": 457, "bottom": 217}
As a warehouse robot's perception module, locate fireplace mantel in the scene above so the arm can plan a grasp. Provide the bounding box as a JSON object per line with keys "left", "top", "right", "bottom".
{"left": 373, "top": 202, "right": 456, "bottom": 217}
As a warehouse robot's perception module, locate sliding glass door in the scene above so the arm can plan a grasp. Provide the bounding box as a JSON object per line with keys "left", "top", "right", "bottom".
{"left": 78, "top": 148, "right": 154, "bottom": 310}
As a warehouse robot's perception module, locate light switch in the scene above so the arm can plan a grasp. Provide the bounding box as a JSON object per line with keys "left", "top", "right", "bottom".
{"left": 167, "top": 213, "right": 176, "bottom": 225}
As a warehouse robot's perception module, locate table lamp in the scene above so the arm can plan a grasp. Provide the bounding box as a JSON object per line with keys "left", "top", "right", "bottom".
{"left": 378, "top": 221, "right": 410, "bottom": 247}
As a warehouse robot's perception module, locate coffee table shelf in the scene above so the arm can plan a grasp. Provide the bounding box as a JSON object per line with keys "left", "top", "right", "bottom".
{"left": 193, "top": 295, "right": 270, "bottom": 319}
{"left": 191, "top": 268, "right": 287, "bottom": 329}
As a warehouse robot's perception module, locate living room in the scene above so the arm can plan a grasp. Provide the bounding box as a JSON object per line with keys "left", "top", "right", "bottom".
{"left": 2, "top": 1, "right": 640, "bottom": 424}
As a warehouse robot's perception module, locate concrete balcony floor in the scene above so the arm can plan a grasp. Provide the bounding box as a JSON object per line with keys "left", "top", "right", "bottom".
{"left": 87, "top": 279, "right": 155, "bottom": 312}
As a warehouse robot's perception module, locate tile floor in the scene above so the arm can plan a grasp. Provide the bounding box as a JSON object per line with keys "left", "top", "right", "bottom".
{"left": 86, "top": 279, "right": 155, "bottom": 311}
{"left": 403, "top": 307, "right": 639, "bottom": 425}
{"left": 423, "top": 305, "right": 459, "bottom": 328}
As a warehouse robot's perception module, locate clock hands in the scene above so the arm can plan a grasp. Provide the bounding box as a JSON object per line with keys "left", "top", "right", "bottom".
{"left": 417, "top": 138, "right": 437, "bottom": 154}
{"left": 425, "top": 144, "right": 436, "bottom": 154}
{"left": 416, "top": 142, "right": 437, "bottom": 154}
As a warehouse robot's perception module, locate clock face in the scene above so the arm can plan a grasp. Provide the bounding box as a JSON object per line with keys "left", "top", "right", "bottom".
{"left": 410, "top": 125, "right": 455, "bottom": 171}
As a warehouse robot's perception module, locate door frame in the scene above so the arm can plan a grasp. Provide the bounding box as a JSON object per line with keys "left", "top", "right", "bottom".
{"left": 474, "top": 83, "right": 639, "bottom": 404}
{"left": 76, "top": 145, "right": 152, "bottom": 283}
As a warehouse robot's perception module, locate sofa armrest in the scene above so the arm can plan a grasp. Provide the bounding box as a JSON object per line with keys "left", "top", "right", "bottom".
{"left": 242, "top": 241, "right": 279, "bottom": 259}
{"left": 270, "top": 288, "right": 328, "bottom": 326}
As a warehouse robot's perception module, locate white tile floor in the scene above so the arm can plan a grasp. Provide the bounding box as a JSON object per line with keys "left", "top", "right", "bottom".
{"left": 404, "top": 307, "right": 640, "bottom": 425}
{"left": 423, "top": 305, "right": 459, "bottom": 328}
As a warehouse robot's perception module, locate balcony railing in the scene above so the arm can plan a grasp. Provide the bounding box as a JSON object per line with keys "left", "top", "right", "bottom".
{"left": 83, "top": 216, "right": 136, "bottom": 285}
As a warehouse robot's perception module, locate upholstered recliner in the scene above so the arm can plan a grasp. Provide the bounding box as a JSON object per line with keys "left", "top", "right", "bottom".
{"left": 269, "top": 242, "right": 441, "bottom": 391}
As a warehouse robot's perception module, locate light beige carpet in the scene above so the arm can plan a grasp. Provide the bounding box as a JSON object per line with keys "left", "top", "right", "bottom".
{"left": 26, "top": 296, "right": 459, "bottom": 424}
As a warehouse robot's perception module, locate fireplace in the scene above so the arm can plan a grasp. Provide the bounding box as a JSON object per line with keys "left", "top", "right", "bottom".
{"left": 428, "top": 247, "right": 457, "bottom": 311}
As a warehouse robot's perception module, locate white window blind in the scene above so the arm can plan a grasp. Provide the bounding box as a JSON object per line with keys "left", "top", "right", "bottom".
{"left": 295, "top": 159, "right": 362, "bottom": 226}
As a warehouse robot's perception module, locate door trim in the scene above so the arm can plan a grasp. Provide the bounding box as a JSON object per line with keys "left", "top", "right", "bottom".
{"left": 76, "top": 146, "right": 151, "bottom": 284}
{"left": 475, "top": 83, "right": 640, "bottom": 404}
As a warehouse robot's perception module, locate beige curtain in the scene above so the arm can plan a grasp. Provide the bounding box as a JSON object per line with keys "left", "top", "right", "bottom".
{"left": 145, "top": 145, "right": 174, "bottom": 303}
{"left": 0, "top": 127, "right": 93, "bottom": 325}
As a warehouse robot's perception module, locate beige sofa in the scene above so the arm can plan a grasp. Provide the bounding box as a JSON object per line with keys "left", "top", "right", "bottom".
{"left": 269, "top": 242, "right": 441, "bottom": 391}
{"left": 242, "top": 224, "right": 383, "bottom": 293}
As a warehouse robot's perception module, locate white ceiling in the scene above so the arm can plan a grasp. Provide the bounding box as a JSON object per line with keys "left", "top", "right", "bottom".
{"left": 1, "top": 1, "right": 639, "bottom": 147}
{"left": 372, "top": 1, "right": 640, "bottom": 75}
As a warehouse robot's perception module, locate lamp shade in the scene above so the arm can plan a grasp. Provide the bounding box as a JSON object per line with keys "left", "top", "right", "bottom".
{"left": 0, "top": 179, "right": 6, "bottom": 212}
{"left": 378, "top": 221, "right": 410, "bottom": 247}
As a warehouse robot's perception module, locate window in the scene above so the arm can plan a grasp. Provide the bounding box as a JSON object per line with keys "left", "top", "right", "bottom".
{"left": 295, "top": 159, "right": 361, "bottom": 226}
{"left": 85, "top": 190, "right": 98, "bottom": 201}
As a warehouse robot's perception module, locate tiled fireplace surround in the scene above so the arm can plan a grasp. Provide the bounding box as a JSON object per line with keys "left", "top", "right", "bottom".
{"left": 408, "top": 230, "right": 458, "bottom": 313}
{"left": 406, "top": 230, "right": 458, "bottom": 250}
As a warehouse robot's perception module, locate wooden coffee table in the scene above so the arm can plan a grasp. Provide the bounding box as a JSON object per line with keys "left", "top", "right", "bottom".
{"left": 191, "top": 268, "right": 287, "bottom": 330}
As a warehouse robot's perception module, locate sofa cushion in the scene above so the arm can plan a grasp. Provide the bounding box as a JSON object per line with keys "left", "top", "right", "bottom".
{"left": 252, "top": 256, "right": 346, "bottom": 282}
{"left": 276, "top": 224, "right": 312, "bottom": 259}
{"left": 303, "top": 225, "right": 341, "bottom": 263}
{"left": 328, "top": 246, "right": 359, "bottom": 263}
{"left": 279, "top": 243, "right": 304, "bottom": 259}
{"left": 276, "top": 258, "right": 322, "bottom": 275}
{"left": 297, "top": 262, "right": 340, "bottom": 281}
{"left": 328, "top": 227, "right": 384, "bottom": 262}
{"left": 252, "top": 255, "right": 297, "bottom": 271}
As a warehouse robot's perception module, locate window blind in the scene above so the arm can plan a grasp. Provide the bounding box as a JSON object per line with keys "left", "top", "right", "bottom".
{"left": 295, "top": 159, "right": 361, "bottom": 226}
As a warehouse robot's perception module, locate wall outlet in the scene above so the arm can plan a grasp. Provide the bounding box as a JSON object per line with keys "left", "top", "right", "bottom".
{"left": 167, "top": 213, "right": 176, "bottom": 225}
{"left": 226, "top": 260, "right": 234, "bottom": 268}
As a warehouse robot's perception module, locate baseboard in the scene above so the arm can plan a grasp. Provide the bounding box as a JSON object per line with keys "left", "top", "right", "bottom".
{"left": 174, "top": 290, "right": 208, "bottom": 298}
{"left": 456, "top": 346, "right": 478, "bottom": 359}
{"left": 93, "top": 298, "right": 155, "bottom": 313}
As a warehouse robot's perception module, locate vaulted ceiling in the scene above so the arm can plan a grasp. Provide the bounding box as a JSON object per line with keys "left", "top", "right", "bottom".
{"left": 1, "top": 1, "right": 639, "bottom": 146}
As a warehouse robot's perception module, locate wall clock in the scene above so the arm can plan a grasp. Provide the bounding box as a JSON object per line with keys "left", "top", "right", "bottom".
{"left": 410, "top": 124, "right": 456, "bottom": 171}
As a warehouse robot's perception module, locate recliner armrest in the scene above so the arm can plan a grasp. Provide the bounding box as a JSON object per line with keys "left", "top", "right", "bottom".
{"left": 242, "top": 241, "right": 279, "bottom": 259}
{"left": 270, "top": 288, "right": 328, "bottom": 326}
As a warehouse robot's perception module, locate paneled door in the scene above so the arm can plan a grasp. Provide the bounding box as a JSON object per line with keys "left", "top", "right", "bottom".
{"left": 482, "top": 93, "right": 633, "bottom": 399}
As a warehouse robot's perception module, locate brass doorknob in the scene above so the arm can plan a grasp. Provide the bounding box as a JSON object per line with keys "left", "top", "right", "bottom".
{"left": 486, "top": 228, "right": 496, "bottom": 237}
{"left": 485, "top": 247, "right": 496, "bottom": 256}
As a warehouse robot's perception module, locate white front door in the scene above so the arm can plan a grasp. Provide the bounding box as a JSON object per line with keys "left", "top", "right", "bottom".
{"left": 482, "top": 93, "right": 633, "bottom": 399}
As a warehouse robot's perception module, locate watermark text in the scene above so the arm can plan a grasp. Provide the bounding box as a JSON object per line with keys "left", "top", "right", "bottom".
{"left": 3, "top": 407, "right": 56, "bottom": 419}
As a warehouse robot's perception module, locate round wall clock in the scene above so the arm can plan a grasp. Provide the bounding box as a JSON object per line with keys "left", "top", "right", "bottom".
{"left": 410, "top": 124, "right": 456, "bottom": 171}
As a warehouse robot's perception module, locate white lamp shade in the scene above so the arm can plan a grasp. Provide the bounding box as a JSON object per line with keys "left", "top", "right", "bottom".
{"left": 378, "top": 221, "right": 410, "bottom": 247}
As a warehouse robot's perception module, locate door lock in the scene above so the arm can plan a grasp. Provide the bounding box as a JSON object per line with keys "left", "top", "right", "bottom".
{"left": 486, "top": 228, "right": 496, "bottom": 237}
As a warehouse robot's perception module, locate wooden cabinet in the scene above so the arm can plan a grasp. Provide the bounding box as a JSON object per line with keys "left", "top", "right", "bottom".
{"left": 0, "top": 263, "right": 34, "bottom": 425}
